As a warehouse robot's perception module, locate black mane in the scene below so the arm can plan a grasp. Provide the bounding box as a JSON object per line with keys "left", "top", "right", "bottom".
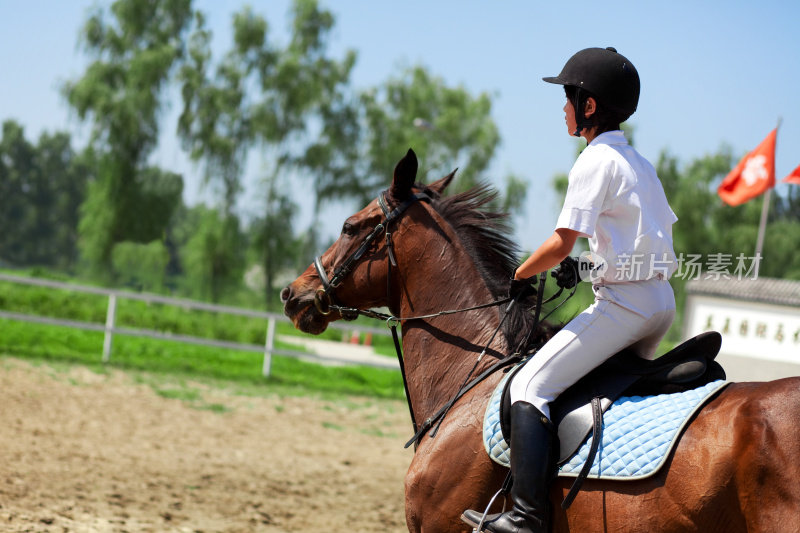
{"left": 422, "top": 182, "right": 551, "bottom": 354}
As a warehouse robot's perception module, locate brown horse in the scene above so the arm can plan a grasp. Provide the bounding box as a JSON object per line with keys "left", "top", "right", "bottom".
{"left": 281, "top": 149, "right": 800, "bottom": 533}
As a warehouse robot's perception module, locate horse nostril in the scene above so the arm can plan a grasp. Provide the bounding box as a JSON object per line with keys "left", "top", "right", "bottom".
{"left": 280, "top": 286, "right": 292, "bottom": 303}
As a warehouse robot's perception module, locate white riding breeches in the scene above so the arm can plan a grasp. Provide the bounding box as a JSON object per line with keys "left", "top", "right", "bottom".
{"left": 509, "top": 278, "right": 676, "bottom": 420}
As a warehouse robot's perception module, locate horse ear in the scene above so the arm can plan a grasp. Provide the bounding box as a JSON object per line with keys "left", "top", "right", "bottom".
{"left": 390, "top": 149, "right": 418, "bottom": 200}
{"left": 428, "top": 168, "right": 457, "bottom": 196}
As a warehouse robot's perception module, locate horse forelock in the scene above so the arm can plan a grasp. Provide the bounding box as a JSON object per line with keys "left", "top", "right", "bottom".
{"left": 424, "top": 183, "right": 549, "bottom": 354}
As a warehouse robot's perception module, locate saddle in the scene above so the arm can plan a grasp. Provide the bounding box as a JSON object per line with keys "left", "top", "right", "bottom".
{"left": 498, "top": 331, "right": 724, "bottom": 507}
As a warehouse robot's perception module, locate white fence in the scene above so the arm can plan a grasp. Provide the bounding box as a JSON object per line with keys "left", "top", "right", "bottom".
{"left": 0, "top": 273, "right": 396, "bottom": 376}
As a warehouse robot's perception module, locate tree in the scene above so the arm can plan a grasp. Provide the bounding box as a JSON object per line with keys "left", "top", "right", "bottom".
{"left": 0, "top": 121, "right": 91, "bottom": 270}
{"left": 0, "top": 121, "right": 38, "bottom": 266}
{"left": 179, "top": 206, "right": 244, "bottom": 302}
{"left": 63, "top": 0, "right": 195, "bottom": 274}
{"left": 35, "top": 132, "right": 94, "bottom": 269}
{"left": 178, "top": 0, "right": 357, "bottom": 301}
{"left": 658, "top": 148, "right": 800, "bottom": 281}
{"left": 111, "top": 240, "right": 170, "bottom": 291}
{"left": 248, "top": 173, "right": 298, "bottom": 308}
{"left": 178, "top": 8, "right": 265, "bottom": 217}
{"left": 352, "top": 66, "right": 526, "bottom": 210}
{"left": 656, "top": 148, "right": 737, "bottom": 259}
{"left": 179, "top": 0, "right": 359, "bottom": 199}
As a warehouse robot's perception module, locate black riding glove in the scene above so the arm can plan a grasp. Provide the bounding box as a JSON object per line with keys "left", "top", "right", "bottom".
{"left": 509, "top": 276, "right": 538, "bottom": 301}
{"left": 551, "top": 256, "right": 581, "bottom": 289}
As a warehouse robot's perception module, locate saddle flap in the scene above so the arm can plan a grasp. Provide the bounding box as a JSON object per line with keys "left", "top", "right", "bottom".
{"left": 555, "top": 397, "right": 612, "bottom": 464}
{"left": 550, "top": 368, "right": 639, "bottom": 464}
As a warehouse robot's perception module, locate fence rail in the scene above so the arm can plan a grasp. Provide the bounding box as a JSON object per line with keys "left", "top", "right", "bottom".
{"left": 0, "top": 273, "right": 397, "bottom": 375}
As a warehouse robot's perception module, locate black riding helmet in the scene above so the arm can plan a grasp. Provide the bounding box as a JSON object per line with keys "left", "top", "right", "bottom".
{"left": 544, "top": 47, "right": 640, "bottom": 136}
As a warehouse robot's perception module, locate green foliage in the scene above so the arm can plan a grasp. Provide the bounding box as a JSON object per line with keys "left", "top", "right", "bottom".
{"left": 111, "top": 240, "right": 170, "bottom": 291}
{"left": 656, "top": 148, "right": 737, "bottom": 259}
{"left": 178, "top": 8, "right": 258, "bottom": 214}
{"left": 39, "top": 0, "right": 527, "bottom": 304}
{"left": 501, "top": 173, "right": 529, "bottom": 214}
{"left": 64, "top": 0, "right": 195, "bottom": 273}
{"left": 0, "top": 278, "right": 265, "bottom": 343}
{"left": 655, "top": 145, "right": 800, "bottom": 323}
{"left": 762, "top": 218, "right": 800, "bottom": 279}
{"left": 659, "top": 148, "right": 800, "bottom": 282}
{"left": 356, "top": 66, "right": 526, "bottom": 210}
{"left": 178, "top": 0, "right": 358, "bottom": 211}
{"left": 248, "top": 173, "right": 299, "bottom": 306}
{"left": 75, "top": 160, "right": 116, "bottom": 272}
{"left": 66, "top": 0, "right": 194, "bottom": 159}
{"left": 0, "top": 121, "right": 92, "bottom": 270}
{"left": 77, "top": 157, "right": 183, "bottom": 275}
{"left": 179, "top": 206, "right": 244, "bottom": 302}
{"left": 0, "top": 281, "right": 107, "bottom": 323}
{"left": 177, "top": 0, "right": 356, "bottom": 299}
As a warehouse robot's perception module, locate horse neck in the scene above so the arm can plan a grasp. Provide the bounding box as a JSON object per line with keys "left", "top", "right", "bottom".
{"left": 394, "top": 219, "right": 509, "bottom": 422}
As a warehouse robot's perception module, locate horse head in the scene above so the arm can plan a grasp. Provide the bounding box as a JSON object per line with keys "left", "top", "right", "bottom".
{"left": 281, "top": 149, "right": 455, "bottom": 335}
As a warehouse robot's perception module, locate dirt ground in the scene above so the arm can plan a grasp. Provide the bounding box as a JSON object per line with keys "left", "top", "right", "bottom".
{"left": 0, "top": 358, "right": 415, "bottom": 533}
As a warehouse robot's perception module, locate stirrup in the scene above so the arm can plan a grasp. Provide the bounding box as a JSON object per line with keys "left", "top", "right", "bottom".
{"left": 470, "top": 486, "right": 507, "bottom": 532}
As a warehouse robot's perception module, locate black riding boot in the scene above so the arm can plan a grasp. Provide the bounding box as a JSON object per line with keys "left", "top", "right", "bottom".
{"left": 461, "top": 401, "right": 557, "bottom": 533}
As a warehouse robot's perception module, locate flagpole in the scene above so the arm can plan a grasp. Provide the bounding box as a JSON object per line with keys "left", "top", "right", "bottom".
{"left": 753, "top": 117, "right": 782, "bottom": 279}
{"left": 753, "top": 188, "right": 770, "bottom": 278}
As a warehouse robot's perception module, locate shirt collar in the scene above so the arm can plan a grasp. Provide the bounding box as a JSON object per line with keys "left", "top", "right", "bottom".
{"left": 589, "top": 130, "right": 628, "bottom": 147}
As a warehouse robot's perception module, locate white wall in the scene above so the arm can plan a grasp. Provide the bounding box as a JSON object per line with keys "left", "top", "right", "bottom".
{"left": 683, "top": 294, "right": 800, "bottom": 381}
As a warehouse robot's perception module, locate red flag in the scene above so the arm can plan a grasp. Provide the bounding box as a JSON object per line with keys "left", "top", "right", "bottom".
{"left": 718, "top": 129, "right": 776, "bottom": 206}
{"left": 782, "top": 163, "right": 800, "bottom": 185}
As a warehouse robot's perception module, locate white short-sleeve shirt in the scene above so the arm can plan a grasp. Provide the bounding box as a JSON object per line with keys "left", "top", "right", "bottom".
{"left": 555, "top": 130, "right": 678, "bottom": 283}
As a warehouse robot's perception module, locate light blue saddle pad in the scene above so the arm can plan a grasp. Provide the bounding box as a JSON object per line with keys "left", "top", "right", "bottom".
{"left": 483, "top": 375, "right": 728, "bottom": 481}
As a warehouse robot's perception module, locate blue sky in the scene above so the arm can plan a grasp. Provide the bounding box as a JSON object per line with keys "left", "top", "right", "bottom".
{"left": 2, "top": 1, "right": 799, "bottom": 251}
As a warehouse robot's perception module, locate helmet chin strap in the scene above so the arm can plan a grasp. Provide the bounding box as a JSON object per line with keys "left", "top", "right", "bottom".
{"left": 571, "top": 87, "right": 594, "bottom": 137}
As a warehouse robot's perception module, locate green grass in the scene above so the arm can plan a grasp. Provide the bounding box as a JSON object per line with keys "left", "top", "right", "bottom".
{"left": 0, "top": 315, "right": 404, "bottom": 400}
{"left": 0, "top": 275, "right": 402, "bottom": 386}
{"left": 0, "top": 277, "right": 400, "bottom": 350}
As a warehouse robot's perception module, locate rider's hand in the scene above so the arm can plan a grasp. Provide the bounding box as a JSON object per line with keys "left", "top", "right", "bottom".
{"left": 551, "top": 257, "right": 581, "bottom": 289}
{"left": 509, "top": 276, "right": 538, "bottom": 301}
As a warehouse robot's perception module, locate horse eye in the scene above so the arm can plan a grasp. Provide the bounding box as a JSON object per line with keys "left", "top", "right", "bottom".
{"left": 341, "top": 222, "right": 355, "bottom": 236}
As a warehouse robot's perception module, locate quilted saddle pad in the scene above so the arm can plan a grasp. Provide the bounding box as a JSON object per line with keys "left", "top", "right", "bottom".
{"left": 483, "top": 376, "right": 728, "bottom": 481}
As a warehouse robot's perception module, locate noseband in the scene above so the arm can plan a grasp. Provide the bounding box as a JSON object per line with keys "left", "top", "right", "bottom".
{"left": 313, "top": 189, "right": 431, "bottom": 316}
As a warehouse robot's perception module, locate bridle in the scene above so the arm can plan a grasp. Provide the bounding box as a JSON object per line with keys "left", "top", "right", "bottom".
{"left": 313, "top": 189, "right": 431, "bottom": 317}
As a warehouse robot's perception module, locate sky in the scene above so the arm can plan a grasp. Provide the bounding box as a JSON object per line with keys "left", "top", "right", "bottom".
{"left": 1, "top": 1, "right": 799, "bottom": 252}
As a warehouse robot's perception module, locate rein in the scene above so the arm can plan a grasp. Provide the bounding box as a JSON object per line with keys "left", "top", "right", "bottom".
{"left": 331, "top": 274, "right": 571, "bottom": 450}
{"left": 327, "top": 297, "right": 513, "bottom": 324}
{"left": 312, "top": 188, "right": 577, "bottom": 450}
